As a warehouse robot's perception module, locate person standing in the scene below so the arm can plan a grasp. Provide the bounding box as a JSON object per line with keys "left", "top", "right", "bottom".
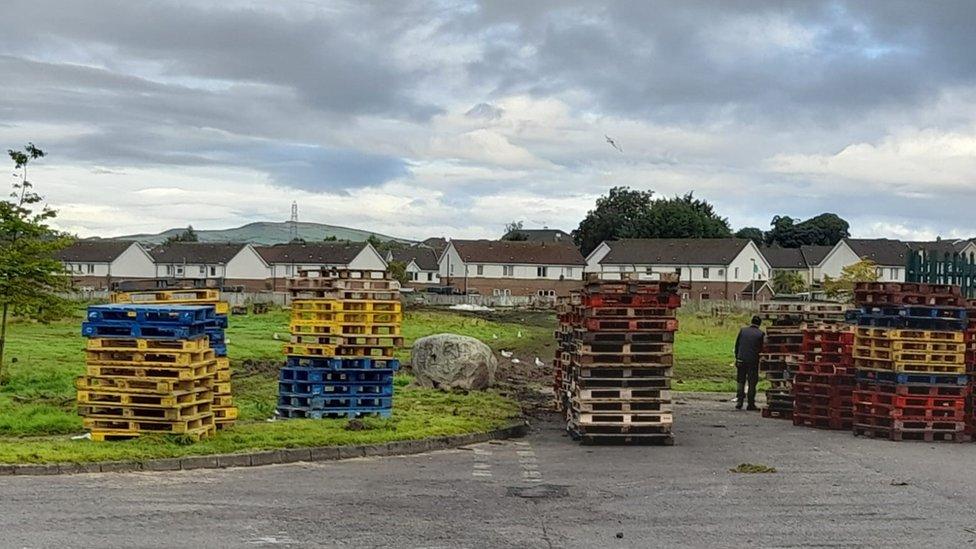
{"left": 733, "top": 315, "right": 765, "bottom": 411}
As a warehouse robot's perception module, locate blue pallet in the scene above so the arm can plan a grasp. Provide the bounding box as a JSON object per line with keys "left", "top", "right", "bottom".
{"left": 855, "top": 369, "right": 968, "bottom": 386}
{"left": 285, "top": 356, "right": 400, "bottom": 371}
{"left": 211, "top": 343, "right": 228, "bottom": 357}
{"left": 859, "top": 305, "right": 967, "bottom": 321}
{"left": 87, "top": 304, "right": 216, "bottom": 325}
{"left": 279, "top": 366, "right": 395, "bottom": 384}
{"left": 277, "top": 381, "right": 394, "bottom": 397}
{"left": 855, "top": 314, "right": 966, "bottom": 331}
{"left": 276, "top": 406, "right": 392, "bottom": 419}
{"left": 82, "top": 321, "right": 208, "bottom": 340}
{"left": 204, "top": 316, "right": 230, "bottom": 329}
{"left": 277, "top": 395, "right": 393, "bottom": 409}
{"left": 206, "top": 329, "right": 226, "bottom": 343}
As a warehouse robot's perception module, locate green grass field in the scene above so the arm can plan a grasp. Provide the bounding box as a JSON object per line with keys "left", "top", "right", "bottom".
{"left": 0, "top": 305, "right": 743, "bottom": 463}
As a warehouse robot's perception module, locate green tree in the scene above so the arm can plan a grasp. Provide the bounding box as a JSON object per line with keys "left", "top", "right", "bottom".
{"left": 823, "top": 259, "right": 879, "bottom": 302}
{"left": 501, "top": 221, "right": 528, "bottom": 241}
{"left": 765, "top": 213, "right": 850, "bottom": 247}
{"left": 0, "top": 144, "right": 73, "bottom": 379}
{"left": 165, "top": 225, "right": 198, "bottom": 243}
{"left": 572, "top": 187, "right": 731, "bottom": 256}
{"left": 735, "top": 227, "right": 765, "bottom": 245}
{"left": 387, "top": 260, "right": 409, "bottom": 285}
{"left": 771, "top": 270, "right": 807, "bottom": 295}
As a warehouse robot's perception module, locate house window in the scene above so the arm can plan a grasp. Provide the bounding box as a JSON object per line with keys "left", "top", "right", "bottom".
{"left": 735, "top": 267, "right": 739, "bottom": 278}
{"left": 409, "top": 272, "right": 417, "bottom": 281}
{"left": 876, "top": 268, "right": 883, "bottom": 277}
{"left": 702, "top": 267, "right": 710, "bottom": 279}
{"left": 717, "top": 268, "right": 725, "bottom": 277}
{"left": 427, "top": 272, "right": 434, "bottom": 282}
{"left": 285, "top": 265, "right": 294, "bottom": 276}
{"left": 477, "top": 265, "right": 484, "bottom": 276}
{"left": 199, "top": 266, "right": 206, "bottom": 275}
{"left": 209, "top": 266, "right": 216, "bottom": 276}
{"left": 682, "top": 293, "right": 689, "bottom": 300}
{"left": 537, "top": 266, "right": 548, "bottom": 278}
{"left": 645, "top": 267, "right": 654, "bottom": 275}
{"left": 503, "top": 265, "right": 514, "bottom": 277}
{"left": 86, "top": 264, "right": 94, "bottom": 274}
{"left": 165, "top": 265, "right": 174, "bottom": 275}
{"left": 176, "top": 266, "right": 184, "bottom": 276}
{"left": 889, "top": 268, "right": 897, "bottom": 279}
{"left": 701, "top": 293, "right": 710, "bottom": 300}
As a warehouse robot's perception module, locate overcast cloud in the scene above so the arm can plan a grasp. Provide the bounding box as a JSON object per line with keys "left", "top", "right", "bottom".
{"left": 3, "top": 0, "right": 976, "bottom": 240}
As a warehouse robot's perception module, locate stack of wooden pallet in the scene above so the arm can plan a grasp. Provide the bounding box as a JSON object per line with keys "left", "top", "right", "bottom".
{"left": 277, "top": 269, "right": 402, "bottom": 419}
{"left": 852, "top": 282, "right": 970, "bottom": 442}
{"left": 77, "top": 304, "right": 218, "bottom": 441}
{"left": 759, "top": 302, "right": 847, "bottom": 420}
{"left": 555, "top": 273, "right": 680, "bottom": 445}
{"left": 792, "top": 323, "right": 855, "bottom": 430}
{"left": 111, "top": 289, "right": 236, "bottom": 428}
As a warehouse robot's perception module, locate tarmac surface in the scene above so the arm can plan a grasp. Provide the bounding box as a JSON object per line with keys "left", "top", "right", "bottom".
{"left": 2, "top": 395, "right": 976, "bottom": 548}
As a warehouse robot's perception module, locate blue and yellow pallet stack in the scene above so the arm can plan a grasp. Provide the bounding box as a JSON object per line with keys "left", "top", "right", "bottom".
{"left": 77, "top": 304, "right": 219, "bottom": 441}
{"left": 111, "top": 289, "right": 237, "bottom": 428}
{"left": 851, "top": 282, "right": 970, "bottom": 442}
{"left": 277, "top": 269, "right": 402, "bottom": 419}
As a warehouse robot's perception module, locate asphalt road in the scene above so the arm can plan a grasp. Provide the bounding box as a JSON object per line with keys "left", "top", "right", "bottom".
{"left": 3, "top": 395, "right": 976, "bottom": 548}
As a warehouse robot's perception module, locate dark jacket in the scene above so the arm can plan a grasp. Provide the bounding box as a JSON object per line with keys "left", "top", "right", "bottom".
{"left": 734, "top": 325, "right": 764, "bottom": 366}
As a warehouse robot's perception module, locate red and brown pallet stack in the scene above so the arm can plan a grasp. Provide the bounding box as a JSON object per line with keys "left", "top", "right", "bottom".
{"left": 759, "top": 302, "right": 848, "bottom": 420}
{"left": 554, "top": 273, "right": 681, "bottom": 445}
{"left": 852, "top": 282, "right": 970, "bottom": 442}
{"left": 792, "top": 322, "right": 855, "bottom": 430}
{"left": 967, "top": 299, "right": 976, "bottom": 438}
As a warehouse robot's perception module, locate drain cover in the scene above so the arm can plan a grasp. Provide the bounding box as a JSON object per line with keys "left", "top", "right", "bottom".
{"left": 506, "top": 484, "right": 569, "bottom": 499}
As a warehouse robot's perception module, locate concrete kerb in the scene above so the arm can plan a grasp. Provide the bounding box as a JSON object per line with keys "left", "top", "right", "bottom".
{"left": 2, "top": 420, "right": 529, "bottom": 476}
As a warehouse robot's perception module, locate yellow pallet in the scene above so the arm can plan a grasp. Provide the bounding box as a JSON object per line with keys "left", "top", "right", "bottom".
{"left": 289, "top": 322, "right": 401, "bottom": 336}
{"left": 216, "top": 369, "right": 232, "bottom": 382}
{"left": 854, "top": 338, "right": 963, "bottom": 352}
{"left": 87, "top": 338, "right": 210, "bottom": 352}
{"left": 282, "top": 343, "right": 337, "bottom": 357}
{"left": 77, "top": 387, "right": 212, "bottom": 406}
{"left": 91, "top": 423, "right": 215, "bottom": 442}
{"left": 289, "top": 335, "right": 404, "bottom": 347}
{"left": 290, "top": 311, "right": 403, "bottom": 324}
{"left": 215, "top": 357, "right": 230, "bottom": 370}
{"left": 85, "top": 349, "right": 215, "bottom": 366}
{"left": 854, "top": 327, "right": 964, "bottom": 342}
{"left": 214, "top": 406, "right": 238, "bottom": 421}
{"left": 213, "top": 382, "right": 232, "bottom": 395}
{"left": 85, "top": 362, "right": 217, "bottom": 381}
{"left": 77, "top": 376, "right": 211, "bottom": 393}
{"left": 213, "top": 395, "right": 235, "bottom": 407}
{"left": 79, "top": 402, "right": 212, "bottom": 422}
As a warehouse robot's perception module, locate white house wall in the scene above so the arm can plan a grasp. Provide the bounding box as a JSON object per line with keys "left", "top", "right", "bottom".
{"left": 111, "top": 243, "right": 156, "bottom": 278}
{"left": 349, "top": 246, "right": 388, "bottom": 270}
{"left": 63, "top": 261, "right": 110, "bottom": 276}
{"left": 224, "top": 246, "right": 271, "bottom": 279}
{"left": 818, "top": 242, "right": 860, "bottom": 280}
{"left": 439, "top": 244, "right": 465, "bottom": 279}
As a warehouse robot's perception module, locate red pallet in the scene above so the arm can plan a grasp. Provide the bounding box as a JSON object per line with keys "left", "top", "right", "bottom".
{"left": 793, "top": 414, "right": 853, "bottom": 430}
{"left": 581, "top": 293, "right": 681, "bottom": 309}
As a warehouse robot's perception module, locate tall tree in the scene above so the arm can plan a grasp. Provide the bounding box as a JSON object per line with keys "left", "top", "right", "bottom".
{"left": 0, "top": 144, "right": 73, "bottom": 380}
{"left": 165, "top": 225, "right": 198, "bottom": 244}
{"left": 771, "top": 270, "right": 807, "bottom": 295}
{"left": 765, "top": 213, "right": 850, "bottom": 247}
{"left": 823, "top": 259, "right": 879, "bottom": 302}
{"left": 735, "top": 227, "right": 764, "bottom": 245}
{"left": 572, "top": 187, "right": 731, "bottom": 256}
{"left": 501, "top": 221, "right": 528, "bottom": 241}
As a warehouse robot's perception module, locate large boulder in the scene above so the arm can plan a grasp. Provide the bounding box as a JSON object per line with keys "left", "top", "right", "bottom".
{"left": 411, "top": 333, "right": 497, "bottom": 390}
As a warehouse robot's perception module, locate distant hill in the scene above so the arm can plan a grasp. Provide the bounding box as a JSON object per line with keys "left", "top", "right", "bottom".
{"left": 114, "top": 221, "right": 413, "bottom": 246}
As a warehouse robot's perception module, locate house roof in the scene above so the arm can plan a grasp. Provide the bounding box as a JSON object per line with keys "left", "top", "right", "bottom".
{"left": 450, "top": 239, "right": 586, "bottom": 266}
{"left": 150, "top": 242, "right": 249, "bottom": 264}
{"left": 502, "top": 229, "right": 572, "bottom": 243}
{"left": 741, "top": 280, "right": 772, "bottom": 296}
{"left": 389, "top": 246, "right": 440, "bottom": 271}
{"left": 599, "top": 239, "right": 751, "bottom": 266}
{"left": 906, "top": 240, "right": 972, "bottom": 256}
{"left": 844, "top": 238, "right": 909, "bottom": 267}
{"left": 56, "top": 240, "right": 138, "bottom": 263}
{"left": 761, "top": 246, "right": 807, "bottom": 269}
{"left": 254, "top": 242, "right": 367, "bottom": 265}
{"left": 799, "top": 245, "right": 833, "bottom": 266}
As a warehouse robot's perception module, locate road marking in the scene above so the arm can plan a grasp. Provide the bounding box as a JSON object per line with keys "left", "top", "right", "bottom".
{"left": 472, "top": 446, "right": 493, "bottom": 481}
{"left": 514, "top": 441, "right": 544, "bottom": 483}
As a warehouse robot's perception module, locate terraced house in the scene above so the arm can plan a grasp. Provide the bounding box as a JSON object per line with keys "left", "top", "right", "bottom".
{"left": 150, "top": 242, "right": 270, "bottom": 291}
{"left": 256, "top": 241, "right": 388, "bottom": 291}
{"left": 439, "top": 239, "right": 586, "bottom": 297}
{"left": 55, "top": 240, "right": 156, "bottom": 290}
{"left": 385, "top": 246, "right": 441, "bottom": 287}
{"left": 585, "top": 238, "right": 773, "bottom": 302}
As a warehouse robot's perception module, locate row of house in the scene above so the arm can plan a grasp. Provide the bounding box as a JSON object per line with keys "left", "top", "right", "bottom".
{"left": 57, "top": 236, "right": 972, "bottom": 300}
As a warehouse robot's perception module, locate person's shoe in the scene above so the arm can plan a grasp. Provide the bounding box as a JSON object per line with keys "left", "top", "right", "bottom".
{"left": 735, "top": 401, "right": 743, "bottom": 410}
{"left": 746, "top": 405, "right": 760, "bottom": 411}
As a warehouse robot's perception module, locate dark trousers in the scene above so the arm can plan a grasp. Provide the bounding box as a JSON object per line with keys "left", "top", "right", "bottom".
{"left": 736, "top": 362, "right": 759, "bottom": 406}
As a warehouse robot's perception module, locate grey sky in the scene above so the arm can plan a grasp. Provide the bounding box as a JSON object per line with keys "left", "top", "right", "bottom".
{"left": 2, "top": 0, "right": 975, "bottom": 240}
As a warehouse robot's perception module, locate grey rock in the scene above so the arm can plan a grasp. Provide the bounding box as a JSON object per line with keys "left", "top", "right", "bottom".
{"left": 410, "top": 333, "right": 497, "bottom": 390}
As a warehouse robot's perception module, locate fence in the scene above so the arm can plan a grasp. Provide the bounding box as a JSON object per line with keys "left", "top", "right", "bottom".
{"left": 64, "top": 290, "right": 288, "bottom": 307}
{"left": 405, "top": 293, "right": 556, "bottom": 309}
{"left": 905, "top": 249, "right": 976, "bottom": 298}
